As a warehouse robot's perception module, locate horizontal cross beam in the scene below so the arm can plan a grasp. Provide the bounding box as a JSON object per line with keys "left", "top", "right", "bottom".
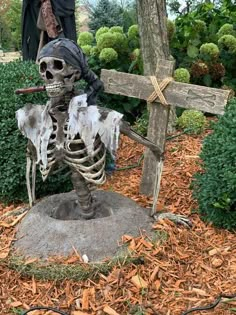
{"left": 101, "top": 69, "right": 230, "bottom": 115}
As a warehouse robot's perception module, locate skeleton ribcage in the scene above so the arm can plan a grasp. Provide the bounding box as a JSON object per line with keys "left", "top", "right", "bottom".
{"left": 39, "top": 117, "right": 106, "bottom": 185}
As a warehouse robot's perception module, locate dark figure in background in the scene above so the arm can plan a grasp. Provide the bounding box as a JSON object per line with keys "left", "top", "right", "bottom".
{"left": 22, "top": 0, "right": 77, "bottom": 61}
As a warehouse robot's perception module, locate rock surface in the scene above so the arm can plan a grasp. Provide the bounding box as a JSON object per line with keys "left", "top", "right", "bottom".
{"left": 15, "top": 190, "right": 153, "bottom": 262}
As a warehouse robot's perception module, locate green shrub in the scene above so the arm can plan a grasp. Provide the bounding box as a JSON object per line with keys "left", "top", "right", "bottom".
{"left": 167, "top": 19, "right": 176, "bottom": 41}
{"left": 133, "top": 109, "right": 149, "bottom": 136}
{"left": 170, "top": 2, "right": 236, "bottom": 92}
{"left": 99, "top": 48, "right": 118, "bottom": 63}
{"left": 96, "top": 31, "right": 127, "bottom": 53}
{"left": 86, "top": 25, "right": 142, "bottom": 123}
{"left": 78, "top": 32, "right": 94, "bottom": 46}
{"left": 218, "top": 35, "right": 236, "bottom": 54}
{"left": 81, "top": 44, "right": 92, "bottom": 56}
{"left": 194, "top": 20, "right": 207, "bottom": 33}
{"left": 90, "top": 46, "right": 99, "bottom": 56}
{"left": 217, "top": 24, "right": 236, "bottom": 38}
{"left": 177, "top": 109, "right": 206, "bottom": 134}
{"left": 95, "top": 27, "right": 110, "bottom": 42}
{"left": 0, "top": 61, "right": 72, "bottom": 203}
{"left": 199, "top": 43, "right": 220, "bottom": 59}
{"left": 193, "top": 98, "right": 236, "bottom": 230}
{"left": 109, "top": 26, "right": 123, "bottom": 34}
{"left": 132, "top": 48, "right": 140, "bottom": 59}
{"left": 174, "top": 68, "right": 190, "bottom": 83}
{"left": 128, "top": 24, "right": 139, "bottom": 39}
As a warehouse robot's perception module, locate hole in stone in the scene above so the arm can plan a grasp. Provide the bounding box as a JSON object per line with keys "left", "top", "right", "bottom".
{"left": 50, "top": 199, "right": 112, "bottom": 220}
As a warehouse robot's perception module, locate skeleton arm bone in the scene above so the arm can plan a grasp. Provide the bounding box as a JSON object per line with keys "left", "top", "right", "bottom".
{"left": 120, "top": 120, "right": 163, "bottom": 159}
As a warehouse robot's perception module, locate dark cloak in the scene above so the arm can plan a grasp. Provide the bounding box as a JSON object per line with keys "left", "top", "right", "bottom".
{"left": 21, "top": 0, "right": 77, "bottom": 61}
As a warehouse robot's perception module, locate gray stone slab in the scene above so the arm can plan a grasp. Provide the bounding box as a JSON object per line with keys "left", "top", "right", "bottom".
{"left": 15, "top": 190, "right": 154, "bottom": 262}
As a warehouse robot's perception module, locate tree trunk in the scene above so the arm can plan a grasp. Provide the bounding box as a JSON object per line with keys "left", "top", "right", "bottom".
{"left": 137, "top": 0, "right": 175, "bottom": 195}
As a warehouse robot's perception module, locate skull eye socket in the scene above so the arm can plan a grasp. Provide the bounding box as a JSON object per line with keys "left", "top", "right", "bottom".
{"left": 53, "top": 60, "right": 63, "bottom": 70}
{"left": 40, "top": 61, "right": 47, "bottom": 72}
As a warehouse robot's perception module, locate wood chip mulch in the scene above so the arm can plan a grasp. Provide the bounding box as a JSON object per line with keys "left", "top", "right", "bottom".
{"left": 1, "top": 131, "right": 236, "bottom": 315}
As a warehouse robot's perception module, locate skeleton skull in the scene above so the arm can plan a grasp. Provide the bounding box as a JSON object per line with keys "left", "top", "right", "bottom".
{"left": 39, "top": 57, "right": 81, "bottom": 98}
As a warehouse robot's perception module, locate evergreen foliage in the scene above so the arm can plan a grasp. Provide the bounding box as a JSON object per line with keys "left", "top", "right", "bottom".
{"left": 193, "top": 98, "right": 236, "bottom": 230}
{"left": 0, "top": 61, "right": 72, "bottom": 203}
{"left": 89, "top": 0, "right": 123, "bottom": 32}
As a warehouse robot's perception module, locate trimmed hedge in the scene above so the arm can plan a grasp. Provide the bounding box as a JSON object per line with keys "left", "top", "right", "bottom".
{"left": 193, "top": 97, "right": 236, "bottom": 230}
{"left": 0, "top": 60, "right": 72, "bottom": 203}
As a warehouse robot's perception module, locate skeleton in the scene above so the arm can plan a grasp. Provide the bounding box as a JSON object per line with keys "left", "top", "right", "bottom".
{"left": 16, "top": 38, "right": 163, "bottom": 220}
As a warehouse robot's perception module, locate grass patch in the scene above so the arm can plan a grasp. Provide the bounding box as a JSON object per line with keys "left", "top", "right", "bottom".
{"left": 7, "top": 230, "right": 164, "bottom": 281}
{"left": 7, "top": 250, "right": 145, "bottom": 281}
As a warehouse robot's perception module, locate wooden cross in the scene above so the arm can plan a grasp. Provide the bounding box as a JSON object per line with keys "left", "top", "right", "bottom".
{"left": 101, "top": 67, "right": 229, "bottom": 190}
{"left": 100, "top": 0, "right": 230, "bottom": 214}
{"left": 101, "top": 68, "right": 229, "bottom": 116}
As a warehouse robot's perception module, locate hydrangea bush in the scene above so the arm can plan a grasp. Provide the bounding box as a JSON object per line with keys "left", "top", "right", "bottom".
{"left": 76, "top": 22, "right": 177, "bottom": 122}
{"left": 171, "top": 1, "right": 236, "bottom": 93}
{"left": 174, "top": 68, "right": 190, "bottom": 83}
{"left": 77, "top": 25, "right": 143, "bottom": 122}
{"left": 177, "top": 109, "right": 206, "bottom": 134}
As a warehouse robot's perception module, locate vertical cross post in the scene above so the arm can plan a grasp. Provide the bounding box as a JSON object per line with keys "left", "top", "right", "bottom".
{"left": 137, "top": 0, "right": 174, "bottom": 197}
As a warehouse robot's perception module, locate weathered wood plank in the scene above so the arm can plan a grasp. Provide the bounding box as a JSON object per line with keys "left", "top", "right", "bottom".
{"left": 101, "top": 69, "right": 230, "bottom": 115}
{"left": 137, "top": 0, "right": 172, "bottom": 197}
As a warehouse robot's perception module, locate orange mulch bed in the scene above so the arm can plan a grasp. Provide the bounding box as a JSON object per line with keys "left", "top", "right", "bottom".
{"left": 1, "top": 132, "right": 236, "bottom": 315}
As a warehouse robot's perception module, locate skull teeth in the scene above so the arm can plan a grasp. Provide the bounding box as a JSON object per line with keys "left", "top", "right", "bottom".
{"left": 46, "top": 83, "right": 64, "bottom": 93}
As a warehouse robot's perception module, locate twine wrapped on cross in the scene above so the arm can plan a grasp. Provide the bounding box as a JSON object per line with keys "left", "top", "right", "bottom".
{"left": 147, "top": 76, "right": 173, "bottom": 106}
